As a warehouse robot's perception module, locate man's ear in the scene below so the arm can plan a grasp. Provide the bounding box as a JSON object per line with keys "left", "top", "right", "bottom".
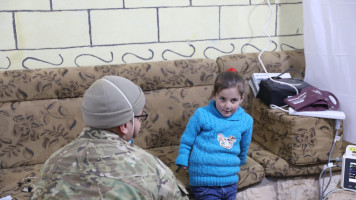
{"left": 119, "top": 122, "right": 130, "bottom": 135}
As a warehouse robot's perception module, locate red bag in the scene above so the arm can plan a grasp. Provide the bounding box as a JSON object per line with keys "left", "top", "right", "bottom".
{"left": 284, "top": 86, "right": 339, "bottom": 111}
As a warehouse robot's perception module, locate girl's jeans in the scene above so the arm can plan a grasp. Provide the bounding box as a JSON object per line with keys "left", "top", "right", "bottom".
{"left": 190, "top": 183, "right": 237, "bottom": 200}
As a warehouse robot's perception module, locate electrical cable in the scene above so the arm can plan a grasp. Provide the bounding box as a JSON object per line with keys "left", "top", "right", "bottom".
{"left": 269, "top": 104, "right": 289, "bottom": 112}
{"left": 258, "top": 1, "right": 344, "bottom": 199}
{"left": 319, "top": 165, "right": 333, "bottom": 200}
{"left": 319, "top": 119, "right": 342, "bottom": 200}
{"left": 258, "top": 0, "right": 299, "bottom": 97}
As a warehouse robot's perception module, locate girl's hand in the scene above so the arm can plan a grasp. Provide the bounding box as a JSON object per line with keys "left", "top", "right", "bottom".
{"left": 176, "top": 165, "right": 188, "bottom": 173}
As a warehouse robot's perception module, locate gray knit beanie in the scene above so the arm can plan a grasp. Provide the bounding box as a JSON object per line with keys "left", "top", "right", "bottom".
{"left": 81, "top": 76, "right": 145, "bottom": 129}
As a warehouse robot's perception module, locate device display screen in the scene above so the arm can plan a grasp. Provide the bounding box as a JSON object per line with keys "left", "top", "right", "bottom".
{"left": 343, "top": 158, "right": 356, "bottom": 190}
{"left": 349, "top": 162, "right": 356, "bottom": 183}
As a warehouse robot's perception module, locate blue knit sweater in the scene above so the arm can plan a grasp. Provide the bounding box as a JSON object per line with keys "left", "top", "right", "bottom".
{"left": 175, "top": 100, "right": 253, "bottom": 187}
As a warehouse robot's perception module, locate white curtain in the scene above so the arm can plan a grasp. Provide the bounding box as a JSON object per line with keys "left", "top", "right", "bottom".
{"left": 303, "top": 0, "right": 356, "bottom": 144}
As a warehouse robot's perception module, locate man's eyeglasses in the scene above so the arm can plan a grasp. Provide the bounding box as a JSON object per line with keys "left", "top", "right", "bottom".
{"left": 134, "top": 111, "right": 148, "bottom": 121}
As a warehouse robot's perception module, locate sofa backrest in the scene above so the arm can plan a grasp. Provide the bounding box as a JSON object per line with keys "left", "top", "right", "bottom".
{"left": 0, "top": 50, "right": 305, "bottom": 169}
{"left": 0, "top": 58, "right": 219, "bottom": 169}
{"left": 216, "top": 50, "right": 306, "bottom": 112}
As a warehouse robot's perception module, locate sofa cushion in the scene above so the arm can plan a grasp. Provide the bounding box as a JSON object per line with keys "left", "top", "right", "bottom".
{"left": 0, "top": 98, "right": 84, "bottom": 169}
{"left": 237, "top": 156, "right": 265, "bottom": 189}
{"left": 251, "top": 98, "right": 343, "bottom": 165}
{"left": 248, "top": 141, "right": 340, "bottom": 177}
{"left": 0, "top": 58, "right": 218, "bottom": 168}
{"left": 0, "top": 58, "right": 218, "bottom": 103}
{"left": 134, "top": 86, "right": 213, "bottom": 149}
{"left": 146, "top": 145, "right": 265, "bottom": 190}
{"left": 0, "top": 164, "right": 42, "bottom": 200}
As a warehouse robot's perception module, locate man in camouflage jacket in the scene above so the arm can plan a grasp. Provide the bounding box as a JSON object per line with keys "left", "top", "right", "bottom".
{"left": 32, "top": 76, "right": 188, "bottom": 200}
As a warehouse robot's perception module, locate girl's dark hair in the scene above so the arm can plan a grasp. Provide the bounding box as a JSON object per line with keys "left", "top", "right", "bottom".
{"left": 211, "top": 71, "right": 245, "bottom": 98}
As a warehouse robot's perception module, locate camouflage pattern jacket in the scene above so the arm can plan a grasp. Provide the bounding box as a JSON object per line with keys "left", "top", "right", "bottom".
{"left": 32, "top": 127, "right": 188, "bottom": 200}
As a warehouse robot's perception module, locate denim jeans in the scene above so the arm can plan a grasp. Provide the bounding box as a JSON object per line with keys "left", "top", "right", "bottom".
{"left": 190, "top": 183, "right": 237, "bottom": 200}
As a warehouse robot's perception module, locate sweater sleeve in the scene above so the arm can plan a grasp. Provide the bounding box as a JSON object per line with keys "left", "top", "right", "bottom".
{"left": 175, "top": 109, "right": 201, "bottom": 167}
{"left": 238, "top": 115, "right": 253, "bottom": 166}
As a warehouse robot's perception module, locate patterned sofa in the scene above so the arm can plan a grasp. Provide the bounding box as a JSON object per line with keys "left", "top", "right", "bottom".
{"left": 0, "top": 50, "right": 342, "bottom": 199}
{"left": 217, "top": 51, "right": 343, "bottom": 177}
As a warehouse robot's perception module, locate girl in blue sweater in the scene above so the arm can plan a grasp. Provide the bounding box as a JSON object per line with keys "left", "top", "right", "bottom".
{"left": 175, "top": 68, "right": 253, "bottom": 200}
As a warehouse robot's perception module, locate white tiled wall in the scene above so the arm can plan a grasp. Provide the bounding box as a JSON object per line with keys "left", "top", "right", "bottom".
{"left": 0, "top": 0, "right": 304, "bottom": 70}
{"left": 192, "top": 0, "right": 249, "bottom": 6}
{"left": 0, "top": 0, "right": 50, "bottom": 11}
{"left": 91, "top": 9, "right": 158, "bottom": 45}
{"left": 0, "top": 13, "right": 15, "bottom": 50}
{"left": 125, "top": 0, "right": 189, "bottom": 8}
{"left": 16, "top": 11, "right": 90, "bottom": 49}
{"left": 220, "top": 5, "right": 277, "bottom": 38}
{"left": 278, "top": 3, "right": 304, "bottom": 35}
{"left": 159, "top": 7, "right": 219, "bottom": 41}
{"left": 52, "top": 0, "right": 124, "bottom": 10}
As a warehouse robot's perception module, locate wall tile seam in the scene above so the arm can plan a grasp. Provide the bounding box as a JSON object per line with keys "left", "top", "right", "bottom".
{"left": 4, "top": 10, "right": 302, "bottom": 50}
{"left": 87, "top": 10, "right": 92, "bottom": 47}
{"left": 250, "top": 2, "right": 302, "bottom": 6}
{"left": 156, "top": 7, "right": 160, "bottom": 43}
{"left": 0, "top": 34, "right": 304, "bottom": 52}
{"left": 11, "top": 12, "right": 18, "bottom": 50}
{"left": 50, "top": 0, "right": 53, "bottom": 10}
{"left": 275, "top": 3, "right": 278, "bottom": 38}
{"left": 0, "top": 2, "right": 302, "bottom": 12}
{"left": 1, "top": 4, "right": 303, "bottom": 50}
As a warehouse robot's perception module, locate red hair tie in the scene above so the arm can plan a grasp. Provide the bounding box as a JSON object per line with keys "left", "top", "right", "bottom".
{"left": 226, "top": 68, "right": 237, "bottom": 73}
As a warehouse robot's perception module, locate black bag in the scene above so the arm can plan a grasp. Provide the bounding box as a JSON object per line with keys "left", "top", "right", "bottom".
{"left": 257, "top": 69, "right": 312, "bottom": 106}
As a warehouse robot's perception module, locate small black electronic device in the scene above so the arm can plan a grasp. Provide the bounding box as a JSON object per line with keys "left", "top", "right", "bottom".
{"left": 341, "top": 145, "right": 356, "bottom": 190}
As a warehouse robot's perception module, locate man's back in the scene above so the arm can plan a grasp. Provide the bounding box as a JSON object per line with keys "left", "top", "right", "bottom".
{"left": 32, "top": 128, "right": 188, "bottom": 200}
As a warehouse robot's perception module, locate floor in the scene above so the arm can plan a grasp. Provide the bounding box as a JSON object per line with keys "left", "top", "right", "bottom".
{"left": 236, "top": 172, "right": 356, "bottom": 200}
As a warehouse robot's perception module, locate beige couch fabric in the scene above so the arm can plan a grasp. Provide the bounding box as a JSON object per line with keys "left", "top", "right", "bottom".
{"left": 251, "top": 98, "right": 343, "bottom": 165}
{"left": 0, "top": 164, "right": 42, "bottom": 199}
{"left": 147, "top": 146, "right": 265, "bottom": 190}
{"left": 1, "top": 57, "right": 265, "bottom": 199}
{"left": 1, "top": 50, "right": 343, "bottom": 199}
{"left": 248, "top": 142, "right": 340, "bottom": 177}
{"left": 0, "top": 98, "right": 84, "bottom": 169}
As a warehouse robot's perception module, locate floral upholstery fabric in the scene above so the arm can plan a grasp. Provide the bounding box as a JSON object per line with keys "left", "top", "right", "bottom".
{"left": 238, "top": 156, "right": 265, "bottom": 189}
{"left": 135, "top": 86, "right": 213, "bottom": 149}
{"left": 248, "top": 141, "right": 340, "bottom": 177}
{"left": 0, "top": 58, "right": 218, "bottom": 168}
{"left": 0, "top": 59, "right": 217, "bottom": 103}
{"left": 251, "top": 97, "right": 343, "bottom": 165}
{"left": 2, "top": 50, "right": 327, "bottom": 199}
{"left": 3, "top": 57, "right": 268, "bottom": 199}
{"left": 0, "top": 98, "right": 84, "bottom": 169}
{"left": 146, "top": 146, "right": 265, "bottom": 190}
{"left": 0, "top": 164, "right": 42, "bottom": 199}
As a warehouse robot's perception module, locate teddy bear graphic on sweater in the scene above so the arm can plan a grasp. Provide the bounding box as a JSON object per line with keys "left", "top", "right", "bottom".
{"left": 217, "top": 133, "right": 236, "bottom": 149}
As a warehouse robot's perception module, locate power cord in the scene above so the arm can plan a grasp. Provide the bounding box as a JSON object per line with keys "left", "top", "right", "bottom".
{"left": 319, "top": 119, "right": 342, "bottom": 200}
{"left": 258, "top": 2, "right": 347, "bottom": 199}
{"left": 257, "top": 0, "right": 299, "bottom": 94}
{"left": 319, "top": 163, "right": 336, "bottom": 200}
{"left": 258, "top": 0, "right": 300, "bottom": 110}
{"left": 269, "top": 104, "right": 289, "bottom": 112}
